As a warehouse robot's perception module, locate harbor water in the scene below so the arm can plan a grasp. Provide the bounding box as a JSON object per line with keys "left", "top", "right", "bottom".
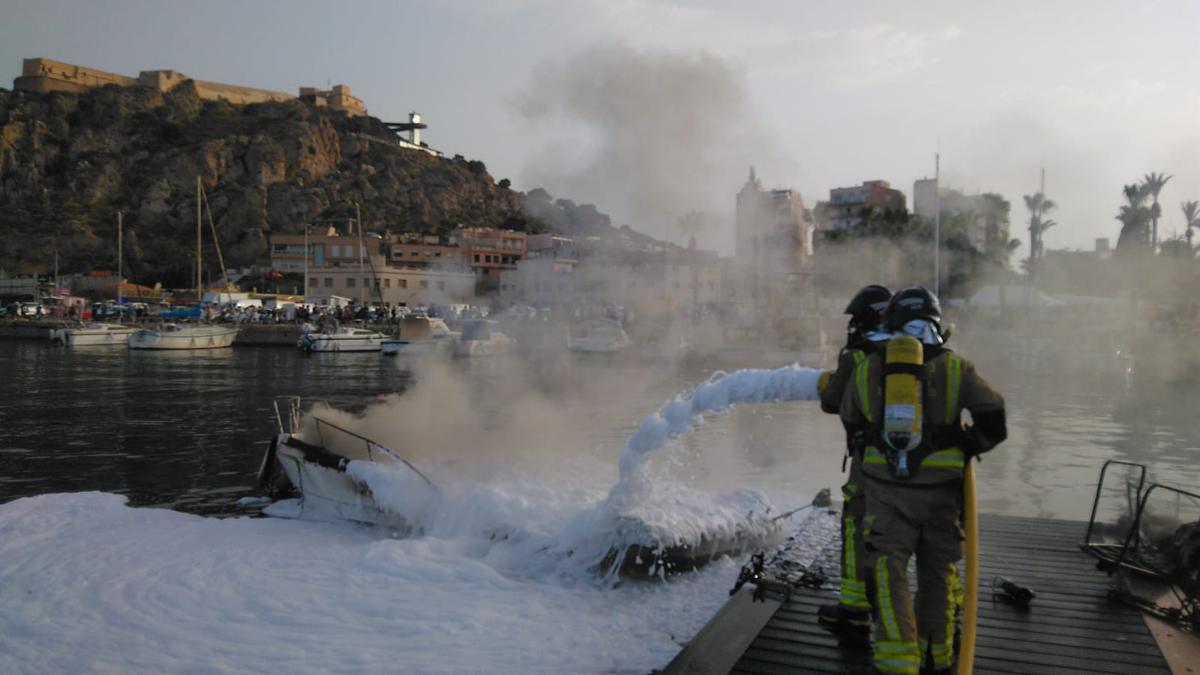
{"left": 2, "top": 337, "right": 1198, "bottom": 673}
{"left": 2, "top": 339, "right": 1197, "bottom": 520}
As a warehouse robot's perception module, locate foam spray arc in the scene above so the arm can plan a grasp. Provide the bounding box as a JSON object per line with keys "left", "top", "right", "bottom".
{"left": 563, "top": 363, "right": 825, "bottom": 580}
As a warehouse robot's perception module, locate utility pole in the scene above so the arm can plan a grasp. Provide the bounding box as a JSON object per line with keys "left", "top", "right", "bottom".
{"left": 303, "top": 224, "right": 309, "bottom": 303}
{"left": 1039, "top": 165, "right": 1045, "bottom": 262}
{"left": 934, "top": 152, "right": 941, "bottom": 297}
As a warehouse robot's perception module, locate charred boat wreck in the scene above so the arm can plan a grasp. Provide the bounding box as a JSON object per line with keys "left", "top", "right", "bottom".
{"left": 256, "top": 397, "right": 437, "bottom": 531}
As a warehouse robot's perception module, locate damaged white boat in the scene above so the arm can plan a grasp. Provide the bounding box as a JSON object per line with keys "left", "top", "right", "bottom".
{"left": 256, "top": 397, "right": 437, "bottom": 530}
{"left": 254, "top": 397, "right": 791, "bottom": 580}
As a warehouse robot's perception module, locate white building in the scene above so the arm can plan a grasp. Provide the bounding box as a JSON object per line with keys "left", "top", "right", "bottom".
{"left": 307, "top": 258, "right": 475, "bottom": 306}
{"left": 913, "top": 178, "right": 1008, "bottom": 251}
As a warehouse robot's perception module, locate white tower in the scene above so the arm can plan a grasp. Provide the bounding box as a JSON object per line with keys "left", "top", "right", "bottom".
{"left": 409, "top": 112, "right": 421, "bottom": 145}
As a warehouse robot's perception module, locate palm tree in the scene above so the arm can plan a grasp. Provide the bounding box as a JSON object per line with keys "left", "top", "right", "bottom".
{"left": 1182, "top": 200, "right": 1200, "bottom": 251}
{"left": 980, "top": 193, "right": 1011, "bottom": 256}
{"left": 1142, "top": 172, "right": 1172, "bottom": 249}
{"left": 1116, "top": 183, "right": 1152, "bottom": 254}
{"left": 1023, "top": 191, "right": 1056, "bottom": 276}
{"left": 1032, "top": 219, "right": 1057, "bottom": 259}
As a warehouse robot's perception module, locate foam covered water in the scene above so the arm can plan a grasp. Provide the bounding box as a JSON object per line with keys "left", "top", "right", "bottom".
{"left": 342, "top": 363, "right": 823, "bottom": 580}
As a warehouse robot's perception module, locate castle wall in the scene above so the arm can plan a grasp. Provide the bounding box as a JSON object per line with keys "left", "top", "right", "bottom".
{"left": 14, "top": 58, "right": 361, "bottom": 117}
{"left": 15, "top": 58, "right": 137, "bottom": 94}
{"left": 299, "top": 84, "right": 366, "bottom": 116}
{"left": 191, "top": 80, "right": 292, "bottom": 105}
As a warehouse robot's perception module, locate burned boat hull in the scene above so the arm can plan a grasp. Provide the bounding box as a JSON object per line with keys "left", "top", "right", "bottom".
{"left": 595, "top": 515, "right": 787, "bottom": 580}
{"left": 258, "top": 432, "right": 412, "bottom": 530}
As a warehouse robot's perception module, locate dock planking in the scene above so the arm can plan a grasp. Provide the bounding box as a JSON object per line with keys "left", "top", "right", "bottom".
{"left": 665, "top": 513, "right": 1177, "bottom": 674}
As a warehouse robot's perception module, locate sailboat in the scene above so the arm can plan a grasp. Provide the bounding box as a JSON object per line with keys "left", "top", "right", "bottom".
{"left": 129, "top": 177, "right": 239, "bottom": 350}
{"left": 50, "top": 211, "right": 140, "bottom": 346}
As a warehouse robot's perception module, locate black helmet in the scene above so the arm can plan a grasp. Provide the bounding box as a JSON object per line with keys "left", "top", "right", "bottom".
{"left": 843, "top": 285, "right": 892, "bottom": 323}
{"left": 883, "top": 286, "right": 941, "bottom": 331}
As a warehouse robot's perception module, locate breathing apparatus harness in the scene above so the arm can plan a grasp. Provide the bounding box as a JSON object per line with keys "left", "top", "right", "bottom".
{"left": 866, "top": 336, "right": 963, "bottom": 482}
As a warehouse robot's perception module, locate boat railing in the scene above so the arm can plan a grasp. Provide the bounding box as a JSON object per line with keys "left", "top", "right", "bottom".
{"left": 312, "top": 416, "right": 437, "bottom": 490}
{"left": 1083, "top": 459, "right": 1147, "bottom": 560}
{"left": 1084, "top": 460, "right": 1200, "bottom": 590}
{"left": 272, "top": 396, "right": 303, "bottom": 434}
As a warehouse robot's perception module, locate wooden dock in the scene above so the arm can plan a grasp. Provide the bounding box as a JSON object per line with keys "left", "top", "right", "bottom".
{"left": 666, "top": 514, "right": 1190, "bottom": 674}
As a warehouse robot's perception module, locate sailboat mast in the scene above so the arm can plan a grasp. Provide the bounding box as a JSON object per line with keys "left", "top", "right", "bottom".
{"left": 196, "top": 176, "right": 202, "bottom": 304}
{"left": 117, "top": 211, "right": 123, "bottom": 308}
{"left": 356, "top": 201, "right": 365, "bottom": 306}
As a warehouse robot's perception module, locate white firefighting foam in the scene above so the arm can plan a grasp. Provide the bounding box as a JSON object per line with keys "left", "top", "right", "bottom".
{"left": 345, "top": 363, "right": 824, "bottom": 580}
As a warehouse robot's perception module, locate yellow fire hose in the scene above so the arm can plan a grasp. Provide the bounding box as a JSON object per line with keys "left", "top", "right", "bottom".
{"left": 957, "top": 459, "right": 978, "bottom": 675}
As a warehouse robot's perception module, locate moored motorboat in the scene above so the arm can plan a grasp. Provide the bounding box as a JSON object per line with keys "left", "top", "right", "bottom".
{"left": 381, "top": 316, "right": 455, "bottom": 356}
{"left": 567, "top": 318, "right": 632, "bottom": 353}
{"left": 128, "top": 323, "right": 239, "bottom": 350}
{"left": 452, "top": 319, "right": 515, "bottom": 357}
{"left": 50, "top": 322, "right": 140, "bottom": 346}
{"left": 298, "top": 326, "right": 386, "bottom": 353}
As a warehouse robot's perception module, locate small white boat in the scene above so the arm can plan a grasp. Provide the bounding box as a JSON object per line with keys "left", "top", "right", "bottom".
{"left": 381, "top": 316, "right": 455, "bottom": 356}
{"left": 567, "top": 318, "right": 632, "bottom": 353}
{"left": 298, "top": 326, "right": 386, "bottom": 352}
{"left": 257, "top": 398, "right": 436, "bottom": 529}
{"left": 50, "top": 322, "right": 140, "bottom": 347}
{"left": 452, "top": 319, "right": 515, "bottom": 357}
{"left": 128, "top": 323, "right": 239, "bottom": 350}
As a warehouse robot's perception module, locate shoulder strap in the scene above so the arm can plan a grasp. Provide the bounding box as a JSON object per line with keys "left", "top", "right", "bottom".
{"left": 855, "top": 356, "right": 872, "bottom": 424}
{"left": 944, "top": 352, "right": 963, "bottom": 425}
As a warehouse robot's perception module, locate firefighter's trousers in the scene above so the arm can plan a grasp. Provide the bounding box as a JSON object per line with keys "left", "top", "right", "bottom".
{"left": 863, "top": 478, "right": 963, "bottom": 675}
{"left": 838, "top": 456, "right": 870, "bottom": 611}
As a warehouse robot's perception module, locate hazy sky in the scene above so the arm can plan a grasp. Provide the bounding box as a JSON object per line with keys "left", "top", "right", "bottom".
{"left": 3, "top": 0, "right": 1198, "bottom": 255}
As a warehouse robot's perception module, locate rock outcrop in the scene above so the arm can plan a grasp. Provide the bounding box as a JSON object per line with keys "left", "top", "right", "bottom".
{"left": 0, "top": 82, "right": 531, "bottom": 285}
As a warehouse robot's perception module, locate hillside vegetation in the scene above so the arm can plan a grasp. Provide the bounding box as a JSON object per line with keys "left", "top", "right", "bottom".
{"left": 0, "top": 81, "right": 532, "bottom": 285}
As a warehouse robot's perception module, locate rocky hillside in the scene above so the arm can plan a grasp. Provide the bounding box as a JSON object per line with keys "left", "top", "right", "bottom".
{"left": 0, "top": 81, "right": 532, "bottom": 285}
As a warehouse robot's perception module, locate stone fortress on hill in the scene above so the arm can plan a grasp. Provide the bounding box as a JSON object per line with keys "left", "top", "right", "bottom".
{"left": 14, "top": 57, "right": 367, "bottom": 117}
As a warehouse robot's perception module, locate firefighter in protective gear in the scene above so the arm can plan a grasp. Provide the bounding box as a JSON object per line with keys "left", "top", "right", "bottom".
{"left": 840, "top": 286, "right": 1006, "bottom": 675}
{"left": 816, "top": 284, "right": 892, "bottom": 635}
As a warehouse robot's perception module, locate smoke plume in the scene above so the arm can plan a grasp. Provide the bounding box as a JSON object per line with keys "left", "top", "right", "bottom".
{"left": 517, "top": 44, "right": 793, "bottom": 252}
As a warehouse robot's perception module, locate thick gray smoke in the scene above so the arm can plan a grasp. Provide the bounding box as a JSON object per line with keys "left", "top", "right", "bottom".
{"left": 517, "top": 45, "right": 792, "bottom": 252}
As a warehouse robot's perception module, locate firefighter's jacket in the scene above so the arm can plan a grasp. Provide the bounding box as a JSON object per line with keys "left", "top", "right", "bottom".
{"left": 839, "top": 345, "right": 1006, "bottom": 485}
{"left": 820, "top": 344, "right": 869, "bottom": 415}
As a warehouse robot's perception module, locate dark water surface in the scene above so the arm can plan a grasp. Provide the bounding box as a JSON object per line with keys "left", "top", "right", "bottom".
{"left": 1, "top": 341, "right": 414, "bottom": 513}
{"left": 2, "top": 338, "right": 1198, "bottom": 521}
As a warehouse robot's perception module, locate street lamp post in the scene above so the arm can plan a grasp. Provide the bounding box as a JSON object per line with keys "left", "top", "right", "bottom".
{"left": 933, "top": 152, "right": 941, "bottom": 297}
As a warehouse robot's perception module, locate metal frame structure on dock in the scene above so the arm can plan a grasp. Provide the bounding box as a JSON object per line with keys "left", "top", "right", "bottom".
{"left": 665, "top": 514, "right": 1182, "bottom": 674}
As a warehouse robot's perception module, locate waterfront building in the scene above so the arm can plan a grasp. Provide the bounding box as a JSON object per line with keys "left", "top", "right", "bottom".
{"left": 913, "top": 178, "right": 1010, "bottom": 251}
{"left": 269, "top": 226, "right": 380, "bottom": 272}
{"left": 823, "top": 180, "right": 906, "bottom": 230}
{"left": 499, "top": 256, "right": 579, "bottom": 307}
{"left": 310, "top": 259, "right": 475, "bottom": 307}
{"left": 734, "top": 168, "right": 813, "bottom": 320}
{"left": 456, "top": 228, "right": 527, "bottom": 294}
